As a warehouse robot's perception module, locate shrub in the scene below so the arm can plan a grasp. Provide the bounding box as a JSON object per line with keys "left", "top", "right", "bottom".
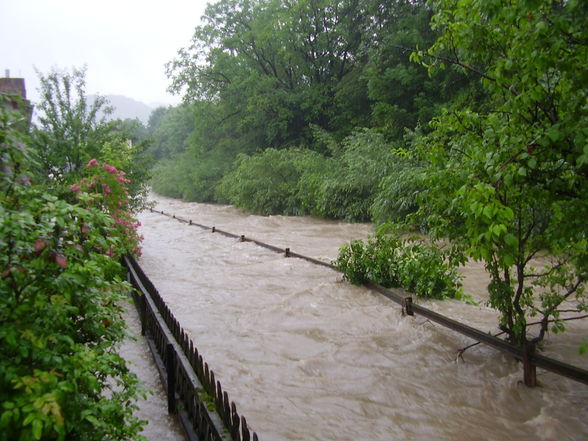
{"left": 371, "top": 162, "right": 426, "bottom": 225}
{"left": 335, "top": 233, "right": 465, "bottom": 300}
{"left": 315, "top": 129, "right": 394, "bottom": 222}
{"left": 73, "top": 158, "right": 143, "bottom": 257}
{"left": 218, "top": 148, "right": 325, "bottom": 215}
{"left": 0, "top": 105, "right": 145, "bottom": 441}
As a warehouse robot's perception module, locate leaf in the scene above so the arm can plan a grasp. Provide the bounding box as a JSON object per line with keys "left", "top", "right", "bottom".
{"left": 32, "top": 419, "right": 43, "bottom": 440}
{"left": 546, "top": 126, "right": 561, "bottom": 142}
{"left": 504, "top": 233, "right": 518, "bottom": 247}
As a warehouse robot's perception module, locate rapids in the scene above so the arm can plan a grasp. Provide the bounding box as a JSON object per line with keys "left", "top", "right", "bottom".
{"left": 134, "top": 194, "right": 587, "bottom": 441}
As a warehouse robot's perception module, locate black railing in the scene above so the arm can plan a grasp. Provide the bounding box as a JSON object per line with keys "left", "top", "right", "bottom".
{"left": 124, "top": 255, "right": 259, "bottom": 441}
{"left": 148, "top": 208, "right": 588, "bottom": 388}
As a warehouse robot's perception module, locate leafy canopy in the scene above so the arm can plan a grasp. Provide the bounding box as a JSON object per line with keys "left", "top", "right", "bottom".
{"left": 409, "top": 0, "right": 588, "bottom": 345}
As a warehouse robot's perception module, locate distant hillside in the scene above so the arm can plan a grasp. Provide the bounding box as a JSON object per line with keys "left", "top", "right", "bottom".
{"left": 88, "top": 94, "right": 152, "bottom": 125}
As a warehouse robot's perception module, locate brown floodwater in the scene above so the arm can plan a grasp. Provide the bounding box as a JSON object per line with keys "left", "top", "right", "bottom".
{"left": 135, "top": 194, "right": 587, "bottom": 441}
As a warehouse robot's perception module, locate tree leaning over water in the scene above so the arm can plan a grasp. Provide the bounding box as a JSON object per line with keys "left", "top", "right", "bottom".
{"left": 409, "top": 0, "right": 588, "bottom": 347}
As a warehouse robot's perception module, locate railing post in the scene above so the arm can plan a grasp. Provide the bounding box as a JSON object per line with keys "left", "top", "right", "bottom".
{"left": 139, "top": 294, "right": 146, "bottom": 336}
{"left": 523, "top": 341, "right": 537, "bottom": 387}
{"left": 166, "top": 343, "right": 177, "bottom": 414}
{"left": 403, "top": 297, "right": 414, "bottom": 316}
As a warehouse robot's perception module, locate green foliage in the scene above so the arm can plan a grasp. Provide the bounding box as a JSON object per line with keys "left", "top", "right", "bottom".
{"left": 1, "top": 96, "right": 145, "bottom": 440}
{"left": 151, "top": 144, "right": 233, "bottom": 203}
{"left": 218, "top": 148, "right": 325, "bottom": 215}
{"left": 149, "top": 158, "right": 185, "bottom": 200}
{"left": 215, "top": 129, "right": 406, "bottom": 221}
{"left": 152, "top": 0, "right": 471, "bottom": 217}
{"left": 167, "top": 0, "right": 371, "bottom": 148}
{"left": 313, "top": 129, "right": 395, "bottom": 221}
{"left": 335, "top": 232, "right": 464, "bottom": 300}
{"left": 31, "top": 67, "right": 114, "bottom": 180}
{"left": 409, "top": 0, "right": 588, "bottom": 344}
{"left": 30, "top": 67, "right": 150, "bottom": 210}
{"left": 72, "top": 158, "right": 143, "bottom": 257}
{"left": 363, "top": 0, "right": 473, "bottom": 139}
{"left": 371, "top": 161, "right": 426, "bottom": 225}
{"left": 146, "top": 105, "right": 195, "bottom": 161}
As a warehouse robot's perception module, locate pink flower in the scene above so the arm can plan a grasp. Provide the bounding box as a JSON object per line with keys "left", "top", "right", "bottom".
{"left": 103, "top": 164, "right": 117, "bottom": 174}
{"left": 101, "top": 183, "right": 111, "bottom": 195}
{"left": 70, "top": 184, "right": 81, "bottom": 193}
{"left": 117, "top": 173, "right": 131, "bottom": 184}
{"left": 86, "top": 158, "right": 99, "bottom": 168}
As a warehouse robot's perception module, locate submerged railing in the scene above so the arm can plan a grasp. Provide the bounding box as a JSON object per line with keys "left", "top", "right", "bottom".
{"left": 124, "top": 255, "right": 259, "bottom": 441}
{"left": 148, "top": 208, "right": 588, "bottom": 388}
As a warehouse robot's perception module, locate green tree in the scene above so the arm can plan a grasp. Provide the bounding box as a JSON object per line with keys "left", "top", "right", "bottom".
{"left": 362, "top": 0, "right": 474, "bottom": 140}
{"left": 167, "top": 0, "right": 373, "bottom": 149}
{"left": 315, "top": 129, "right": 395, "bottom": 221}
{"left": 146, "top": 104, "right": 195, "bottom": 161}
{"left": 32, "top": 67, "right": 114, "bottom": 180}
{"left": 217, "top": 148, "right": 326, "bottom": 215}
{"left": 410, "top": 0, "right": 587, "bottom": 347}
{"left": 31, "top": 67, "right": 150, "bottom": 209}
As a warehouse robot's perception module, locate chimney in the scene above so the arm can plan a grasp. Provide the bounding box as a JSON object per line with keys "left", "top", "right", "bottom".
{"left": 4, "top": 69, "right": 9, "bottom": 78}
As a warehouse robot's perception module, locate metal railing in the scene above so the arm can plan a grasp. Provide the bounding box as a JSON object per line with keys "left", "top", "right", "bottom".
{"left": 124, "top": 255, "right": 259, "bottom": 441}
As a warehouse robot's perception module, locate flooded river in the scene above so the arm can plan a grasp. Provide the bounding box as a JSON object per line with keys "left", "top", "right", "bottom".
{"left": 136, "top": 194, "right": 587, "bottom": 441}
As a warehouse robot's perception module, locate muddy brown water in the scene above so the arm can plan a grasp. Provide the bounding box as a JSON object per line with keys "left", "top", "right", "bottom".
{"left": 134, "top": 194, "right": 587, "bottom": 441}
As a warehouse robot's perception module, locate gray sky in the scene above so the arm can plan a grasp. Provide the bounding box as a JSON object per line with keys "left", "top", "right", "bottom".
{"left": 1, "top": 0, "right": 209, "bottom": 107}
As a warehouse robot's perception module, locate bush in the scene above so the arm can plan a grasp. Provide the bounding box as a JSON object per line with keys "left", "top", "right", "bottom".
{"left": 151, "top": 155, "right": 195, "bottom": 199}
{"left": 217, "top": 148, "right": 325, "bottom": 215}
{"left": 315, "top": 129, "right": 394, "bottom": 222}
{"left": 0, "top": 106, "right": 145, "bottom": 441}
{"left": 371, "top": 162, "right": 426, "bottom": 225}
{"left": 334, "top": 233, "right": 465, "bottom": 300}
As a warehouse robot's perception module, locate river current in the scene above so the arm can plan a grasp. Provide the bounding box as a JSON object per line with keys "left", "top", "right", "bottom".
{"left": 135, "top": 194, "right": 587, "bottom": 441}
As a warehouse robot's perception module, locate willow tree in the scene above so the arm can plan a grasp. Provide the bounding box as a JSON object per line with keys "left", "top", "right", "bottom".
{"left": 412, "top": 0, "right": 587, "bottom": 354}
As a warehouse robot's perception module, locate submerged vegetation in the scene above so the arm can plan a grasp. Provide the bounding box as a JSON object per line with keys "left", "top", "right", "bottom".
{"left": 334, "top": 232, "right": 466, "bottom": 301}
{"left": 148, "top": 0, "right": 587, "bottom": 349}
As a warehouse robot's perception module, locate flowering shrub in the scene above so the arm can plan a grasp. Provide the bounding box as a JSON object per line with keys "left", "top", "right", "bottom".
{"left": 1, "top": 104, "right": 146, "bottom": 441}
{"left": 72, "top": 159, "right": 142, "bottom": 257}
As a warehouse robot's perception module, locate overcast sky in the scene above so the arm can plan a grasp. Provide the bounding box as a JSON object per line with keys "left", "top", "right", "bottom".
{"left": 1, "top": 0, "right": 210, "bottom": 107}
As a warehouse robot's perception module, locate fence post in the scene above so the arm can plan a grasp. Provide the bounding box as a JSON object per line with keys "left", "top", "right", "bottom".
{"left": 140, "top": 294, "right": 146, "bottom": 336}
{"left": 166, "top": 343, "right": 177, "bottom": 414}
{"left": 403, "top": 297, "right": 414, "bottom": 316}
{"left": 523, "top": 341, "right": 537, "bottom": 387}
